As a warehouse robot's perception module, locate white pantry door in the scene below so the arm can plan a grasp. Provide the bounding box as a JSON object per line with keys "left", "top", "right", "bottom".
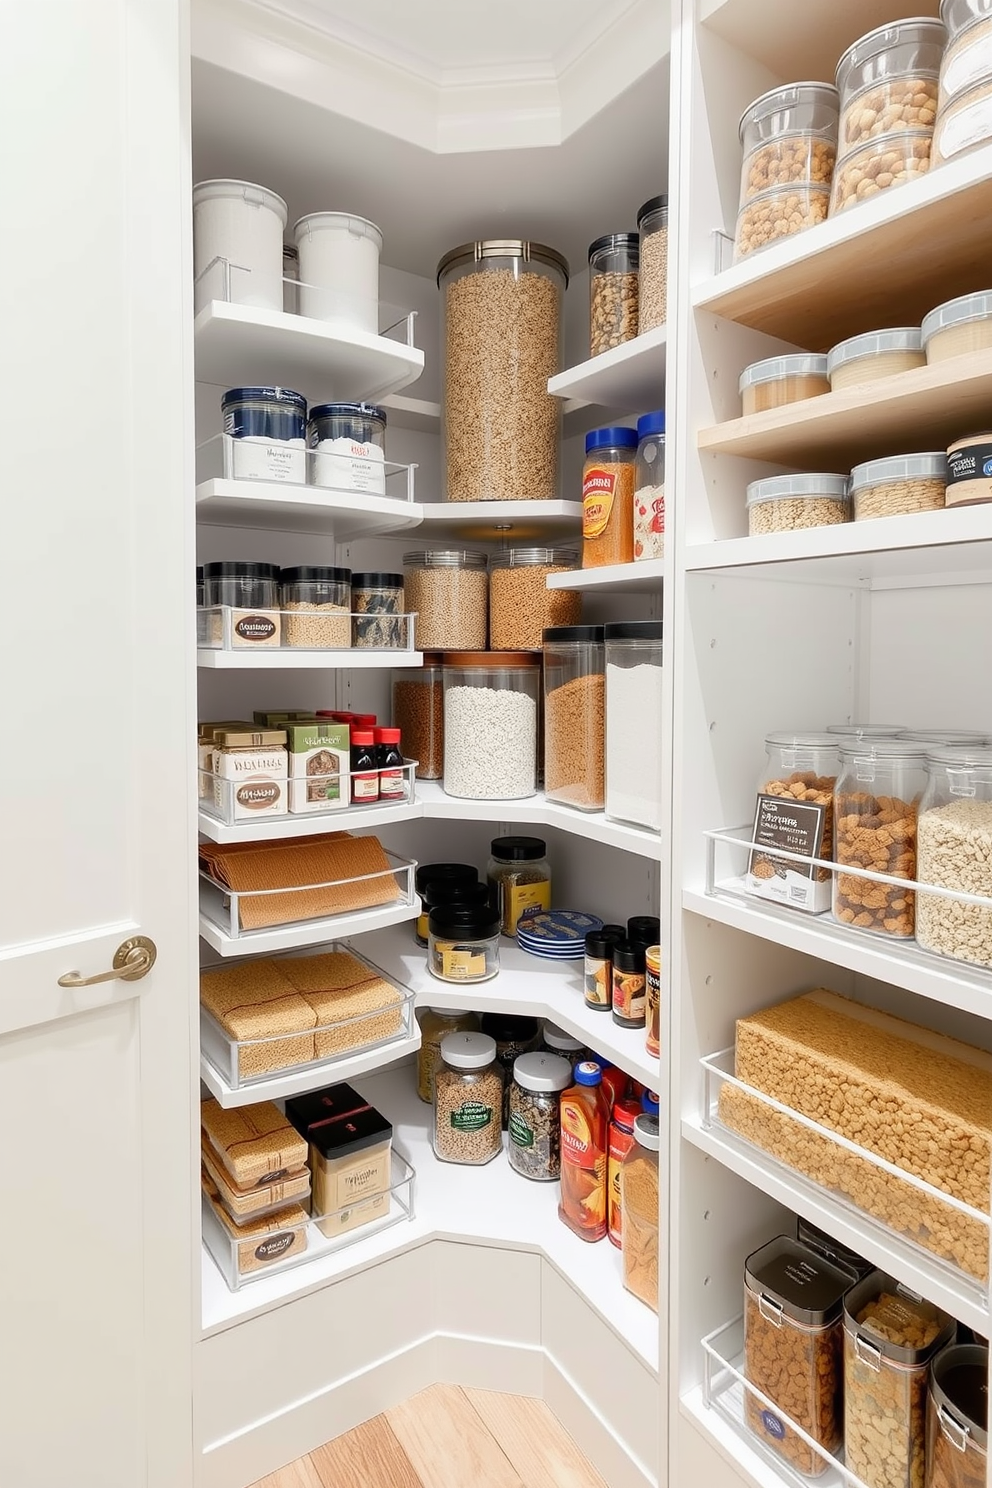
{"left": 0, "top": 4, "right": 195, "bottom": 1487}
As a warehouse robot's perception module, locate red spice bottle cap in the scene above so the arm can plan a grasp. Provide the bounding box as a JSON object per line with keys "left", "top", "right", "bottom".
{"left": 351, "top": 730, "right": 375, "bottom": 746}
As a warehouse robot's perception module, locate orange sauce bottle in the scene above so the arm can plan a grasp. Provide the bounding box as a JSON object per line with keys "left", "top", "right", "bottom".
{"left": 559, "top": 1061, "right": 610, "bottom": 1242}
{"left": 607, "top": 1098, "right": 641, "bottom": 1248}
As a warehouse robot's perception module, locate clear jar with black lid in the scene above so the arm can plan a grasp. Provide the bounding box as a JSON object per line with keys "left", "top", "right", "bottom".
{"left": 926, "top": 1342, "right": 989, "bottom": 1488}
{"left": 481, "top": 1012, "right": 541, "bottom": 1127}
{"left": 637, "top": 195, "right": 668, "bottom": 333}
{"left": 307, "top": 402, "right": 386, "bottom": 493}
{"left": 585, "top": 926, "right": 624, "bottom": 1011}
{"left": 487, "top": 836, "right": 551, "bottom": 936}
{"left": 627, "top": 915, "right": 661, "bottom": 950}
{"left": 589, "top": 233, "right": 639, "bottom": 356}
{"left": 204, "top": 561, "right": 281, "bottom": 649}
{"left": 418, "top": 876, "right": 490, "bottom": 949}
{"left": 351, "top": 572, "right": 406, "bottom": 649}
{"left": 221, "top": 386, "right": 306, "bottom": 484}
{"left": 279, "top": 565, "right": 351, "bottom": 650}
{"left": 428, "top": 903, "right": 501, "bottom": 986}
{"left": 507, "top": 1052, "right": 572, "bottom": 1181}
{"left": 611, "top": 940, "right": 646, "bottom": 1028}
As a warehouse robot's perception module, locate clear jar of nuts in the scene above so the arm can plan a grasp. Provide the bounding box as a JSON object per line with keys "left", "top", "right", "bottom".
{"left": 737, "top": 81, "right": 839, "bottom": 205}
{"left": 833, "top": 741, "right": 928, "bottom": 938}
{"left": 637, "top": 195, "right": 668, "bottom": 333}
{"left": 849, "top": 452, "right": 947, "bottom": 520}
{"left": 843, "top": 1272, "right": 954, "bottom": 1488}
{"left": 743, "top": 1235, "right": 851, "bottom": 1477}
{"left": 489, "top": 548, "right": 582, "bottom": 650}
{"left": 588, "top": 233, "right": 639, "bottom": 356}
{"left": 402, "top": 551, "right": 488, "bottom": 650}
{"left": 746, "top": 473, "right": 850, "bottom": 535}
{"left": 830, "top": 131, "right": 934, "bottom": 213}
{"left": 437, "top": 240, "right": 567, "bottom": 503}
{"left": 734, "top": 183, "right": 830, "bottom": 258}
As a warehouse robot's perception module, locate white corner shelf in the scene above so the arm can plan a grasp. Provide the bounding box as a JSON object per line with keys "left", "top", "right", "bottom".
{"left": 196, "top": 648, "right": 423, "bottom": 670}
{"left": 549, "top": 325, "right": 667, "bottom": 415}
{"left": 370, "top": 921, "right": 660, "bottom": 1091}
{"left": 199, "top": 1026, "right": 421, "bottom": 1109}
{"left": 198, "top": 796, "right": 422, "bottom": 844}
{"left": 681, "top": 1115, "right": 988, "bottom": 1337}
{"left": 684, "top": 886, "right": 992, "bottom": 1022}
{"left": 684, "top": 505, "right": 992, "bottom": 588}
{"left": 198, "top": 898, "right": 419, "bottom": 958}
{"left": 195, "top": 479, "right": 424, "bottom": 540}
{"left": 193, "top": 300, "right": 425, "bottom": 404}
{"left": 200, "top": 1062, "right": 660, "bottom": 1375}
{"left": 417, "top": 499, "right": 582, "bottom": 542}
{"left": 692, "top": 143, "right": 992, "bottom": 346}
{"left": 415, "top": 781, "right": 662, "bottom": 861}
{"left": 547, "top": 558, "right": 665, "bottom": 593}
{"left": 379, "top": 393, "right": 441, "bottom": 431}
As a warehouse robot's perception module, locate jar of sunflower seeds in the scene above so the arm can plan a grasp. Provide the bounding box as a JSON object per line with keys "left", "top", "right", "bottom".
{"left": 507, "top": 1052, "right": 572, "bottom": 1180}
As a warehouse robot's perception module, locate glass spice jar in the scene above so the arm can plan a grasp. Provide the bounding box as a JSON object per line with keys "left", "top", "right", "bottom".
{"left": 428, "top": 903, "right": 501, "bottom": 985}
{"left": 432, "top": 1031, "right": 503, "bottom": 1166}
{"left": 588, "top": 233, "right": 639, "bottom": 356}
{"left": 507, "top": 1052, "right": 572, "bottom": 1181}
{"left": 416, "top": 1006, "right": 480, "bottom": 1103}
{"left": 584, "top": 927, "right": 624, "bottom": 1011}
{"left": 487, "top": 836, "right": 551, "bottom": 936}
{"left": 351, "top": 572, "right": 406, "bottom": 649}
{"left": 620, "top": 1113, "right": 660, "bottom": 1309}
{"left": 612, "top": 940, "right": 647, "bottom": 1029}
{"left": 582, "top": 427, "right": 639, "bottom": 569}
{"left": 393, "top": 655, "right": 444, "bottom": 781}
{"left": 419, "top": 877, "right": 490, "bottom": 949}
{"left": 645, "top": 945, "right": 661, "bottom": 1058}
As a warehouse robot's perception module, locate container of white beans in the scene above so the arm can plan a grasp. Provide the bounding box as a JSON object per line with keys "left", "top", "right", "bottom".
{"left": 441, "top": 651, "right": 540, "bottom": 800}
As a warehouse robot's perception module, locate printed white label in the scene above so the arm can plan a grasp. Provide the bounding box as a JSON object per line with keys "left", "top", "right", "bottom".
{"left": 226, "top": 435, "right": 306, "bottom": 484}
{"left": 935, "top": 90, "right": 992, "bottom": 162}
{"left": 942, "top": 31, "right": 992, "bottom": 101}
{"left": 311, "top": 438, "right": 386, "bottom": 494}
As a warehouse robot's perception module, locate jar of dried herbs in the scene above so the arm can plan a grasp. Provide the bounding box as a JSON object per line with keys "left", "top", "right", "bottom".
{"left": 507, "top": 1052, "right": 572, "bottom": 1180}
{"left": 620, "top": 1113, "right": 660, "bottom": 1312}
{"left": 487, "top": 835, "right": 551, "bottom": 936}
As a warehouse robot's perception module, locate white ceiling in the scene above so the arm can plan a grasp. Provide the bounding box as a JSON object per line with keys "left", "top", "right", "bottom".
{"left": 258, "top": 0, "right": 640, "bottom": 76}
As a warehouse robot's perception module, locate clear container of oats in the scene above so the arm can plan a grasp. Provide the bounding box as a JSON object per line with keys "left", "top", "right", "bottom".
{"left": 637, "top": 195, "right": 668, "bottom": 333}
{"left": 939, "top": 0, "right": 992, "bottom": 106}
{"left": 432, "top": 1031, "right": 503, "bottom": 1164}
{"left": 916, "top": 746, "right": 992, "bottom": 968}
{"left": 437, "top": 240, "right": 567, "bottom": 503}
{"left": 279, "top": 565, "right": 351, "bottom": 649}
{"left": 739, "top": 354, "right": 829, "bottom": 415}
{"left": 489, "top": 548, "right": 581, "bottom": 650}
{"left": 923, "top": 290, "right": 992, "bottom": 362}
{"left": 746, "top": 473, "right": 850, "bottom": 534}
{"left": 743, "top": 1235, "right": 852, "bottom": 1477}
{"left": 833, "top": 741, "right": 928, "bottom": 938}
{"left": 849, "top": 452, "right": 947, "bottom": 520}
{"left": 738, "top": 82, "right": 839, "bottom": 206}
{"left": 827, "top": 328, "right": 926, "bottom": 390}
{"left": 843, "top": 1271, "right": 954, "bottom": 1488}
{"left": 403, "top": 551, "right": 488, "bottom": 650}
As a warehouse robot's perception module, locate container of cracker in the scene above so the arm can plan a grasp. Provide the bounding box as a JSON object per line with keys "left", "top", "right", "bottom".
{"left": 200, "top": 1097, "right": 308, "bottom": 1189}
{"left": 201, "top": 1173, "right": 309, "bottom": 1289}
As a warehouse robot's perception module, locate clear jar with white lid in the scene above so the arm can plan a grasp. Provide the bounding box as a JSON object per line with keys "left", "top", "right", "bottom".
{"left": 746, "top": 473, "right": 849, "bottom": 535}
{"left": 939, "top": 0, "right": 992, "bottom": 105}
{"left": 849, "top": 452, "right": 947, "bottom": 520}
{"left": 403, "top": 551, "right": 488, "bottom": 650}
{"left": 432, "top": 1031, "right": 503, "bottom": 1165}
{"left": 834, "top": 741, "right": 928, "bottom": 937}
{"left": 740, "top": 354, "right": 829, "bottom": 415}
{"left": 922, "top": 290, "right": 992, "bottom": 362}
{"left": 637, "top": 195, "right": 668, "bottom": 332}
{"left": 507, "top": 1052, "right": 572, "bottom": 1180}
{"left": 738, "top": 82, "right": 839, "bottom": 204}
{"left": 827, "top": 328, "right": 925, "bottom": 390}
{"left": 916, "top": 746, "right": 992, "bottom": 967}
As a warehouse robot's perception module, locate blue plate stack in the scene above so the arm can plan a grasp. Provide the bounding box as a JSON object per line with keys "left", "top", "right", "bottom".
{"left": 517, "top": 910, "right": 603, "bottom": 960}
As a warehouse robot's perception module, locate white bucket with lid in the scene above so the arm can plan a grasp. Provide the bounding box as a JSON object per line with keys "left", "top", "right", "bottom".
{"left": 294, "top": 212, "right": 382, "bottom": 333}
{"left": 193, "top": 179, "right": 288, "bottom": 314}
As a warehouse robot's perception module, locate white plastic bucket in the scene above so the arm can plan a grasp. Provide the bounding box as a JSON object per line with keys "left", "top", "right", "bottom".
{"left": 193, "top": 179, "right": 288, "bottom": 314}
{"left": 294, "top": 212, "right": 382, "bottom": 333}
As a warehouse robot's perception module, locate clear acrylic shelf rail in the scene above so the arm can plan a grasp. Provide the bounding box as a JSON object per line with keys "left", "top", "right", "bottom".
{"left": 199, "top": 764, "right": 417, "bottom": 826}
{"left": 198, "top": 850, "right": 416, "bottom": 945}
{"left": 700, "top": 1046, "right": 991, "bottom": 1310}
{"left": 701, "top": 1315, "right": 867, "bottom": 1488}
{"left": 199, "top": 941, "right": 416, "bottom": 1092}
{"left": 197, "top": 607, "right": 417, "bottom": 655}
{"left": 194, "top": 431, "right": 418, "bottom": 503}
{"left": 201, "top": 1148, "right": 416, "bottom": 1292}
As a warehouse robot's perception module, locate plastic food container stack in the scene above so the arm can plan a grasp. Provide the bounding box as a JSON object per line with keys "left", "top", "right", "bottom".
{"left": 740, "top": 354, "right": 829, "bottom": 414}
{"left": 923, "top": 289, "right": 992, "bottom": 361}
{"left": 827, "top": 329, "right": 925, "bottom": 390}
{"left": 733, "top": 83, "right": 839, "bottom": 258}
{"left": 193, "top": 178, "right": 288, "bottom": 313}
{"left": 935, "top": 0, "right": 992, "bottom": 162}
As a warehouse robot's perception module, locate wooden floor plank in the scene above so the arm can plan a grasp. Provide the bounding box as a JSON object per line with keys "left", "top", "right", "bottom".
{"left": 464, "top": 1389, "right": 608, "bottom": 1488}
{"left": 249, "top": 1456, "right": 325, "bottom": 1488}
{"left": 387, "top": 1383, "right": 527, "bottom": 1488}
{"left": 310, "top": 1415, "right": 425, "bottom": 1488}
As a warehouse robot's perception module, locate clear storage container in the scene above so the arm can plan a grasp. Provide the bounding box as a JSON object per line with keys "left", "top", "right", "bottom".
{"left": 934, "top": 74, "right": 992, "bottom": 161}
{"left": 279, "top": 565, "right": 351, "bottom": 649}
{"left": 634, "top": 411, "right": 666, "bottom": 561}
{"left": 939, "top": 0, "right": 992, "bottom": 106}
{"left": 403, "top": 551, "right": 488, "bottom": 650}
{"left": 507, "top": 1051, "right": 572, "bottom": 1180}
{"left": 834, "top": 741, "right": 928, "bottom": 937}
{"left": 827, "top": 328, "right": 926, "bottom": 390}
{"left": 743, "top": 1235, "right": 851, "bottom": 1476}
{"left": 746, "top": 473, "right": 850, "bottom": 535}
{"left": 307, "top": 402, "right": 386, "bottom": 493}
{"left": 294, "top": 211, "right": 382, "bottom": 332}
{"left": 637, "top": 195, "right": 668, "bottom": 332}
{"left": 737, "top": 83, "right": 839, "bottom": 221}
{"left": 221, "top": 386, "right": 307, "bottom": 484}
{"left": 203, "top": 561, "right": 281, "bottom": 648}
{"left": 487, "top": 836, "right": 551, "bottom": 936}
{"left": 351, "top": 572, "right": 406, "bottom": 649}
{"left": 588, "top": 233, "right": 639, "bottom": 356}
{"left": 899, "top": 728, "right": 990, "bottom": 745}
{"left": 916, "top": 746, "right": 992, "bottom": 967}
{"left": 620, "top": 1113, "right": 660, "bottom": 1310}
{"left": 740, "top": 355, "right": 829, "bottom": 415}
{"left": 583, "top": 427, "right": 639, "bottom": 568}
{"left": 438, "top": 240, "right": 567, "bottom": 503}
{"left": 416, "top": 1006, "right": 480, "bottom": 1102}
{"left": 419, "top": 878, "right": 490, "bottom": 949}
{"left": 489, "top": 548, "right": 582, "bottom": 650}
{"left": 193, "top": 179, "right": 287, "bottom": 313}
{"left": 844, "top": 1272, "right": 954, "bottom": 1488}
{"left": 746, "top": 732, "right": 840, "bottom": 913}
{"left": 926, "top": 1343, "right": 989, "bottom": 1488}
{"left": 428, "top": 905, "right": 501, "bottom": 986}
{"left": 543, "top": 625, "right": 605, "bottom": 811}
{"left": 442, "top": 652, "right": 540, "bottom": 799}
{"left": 831, "top": 131, "right": 935, "bottom": 213}
{"left": 849, "top": 453, "right": 947, "bottom": 520}
{"left": 605, "top": 621, "right": 664, "bottom": 831}
{"left": 735, "top": 183, "right": 831, "bottom": 257}
{"left": 923, "top": 290, "right": 992, "bottom": 362}
{"left": 432, "top": 1031, "right": 503, "bottom": 1164}
{"left": 393, "top": 655, "right": 444, "bottom": 780}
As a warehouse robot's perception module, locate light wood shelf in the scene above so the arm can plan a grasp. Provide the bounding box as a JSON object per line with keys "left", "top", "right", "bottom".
{"left": 698, "top": 348, "right": 992, "bottom": 467}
